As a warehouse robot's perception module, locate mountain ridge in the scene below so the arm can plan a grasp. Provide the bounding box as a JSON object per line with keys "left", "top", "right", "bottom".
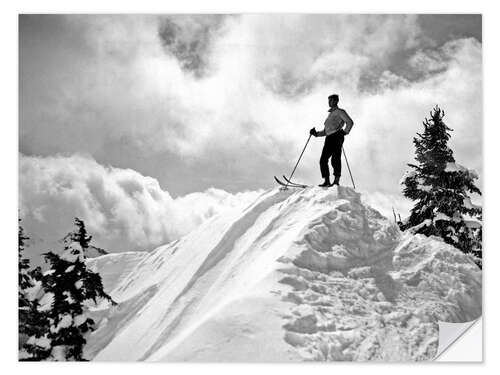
{"left": 84, "top": 186, "right": 481, "bottom": 361}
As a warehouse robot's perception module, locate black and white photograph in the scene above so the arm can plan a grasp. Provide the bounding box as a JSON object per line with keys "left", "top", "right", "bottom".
{"left": 16, "top": 12, "right": 484, "bottom": 363}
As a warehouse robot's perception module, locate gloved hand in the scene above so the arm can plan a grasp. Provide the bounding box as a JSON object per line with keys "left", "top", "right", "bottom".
{"left": 310, "top": 127, "right": 317, "bottom": 136}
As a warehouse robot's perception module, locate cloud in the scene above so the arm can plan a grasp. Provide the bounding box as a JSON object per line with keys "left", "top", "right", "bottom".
{"left": 19, "top": 15, "right": 482, "bottom": 198}
{"left": 157, "top": 15, "right": 228, "bottom": 77}
{"left": 238, "top": 15, "right": 422, "bottom": 95}
{"left": 19, "top": 153, "right": 261, "bottom": 258}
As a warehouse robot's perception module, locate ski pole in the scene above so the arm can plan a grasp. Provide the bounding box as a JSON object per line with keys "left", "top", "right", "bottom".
{"left": 342, "top": 146, "right": 356, "bottom": 190}
{"left": 285, "top": 134, "right": 312, "bottom": 189}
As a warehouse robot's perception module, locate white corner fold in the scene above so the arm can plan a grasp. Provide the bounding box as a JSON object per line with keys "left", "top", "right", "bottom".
{"left": 435, "top": 317, "right": 483, "bottom": 362}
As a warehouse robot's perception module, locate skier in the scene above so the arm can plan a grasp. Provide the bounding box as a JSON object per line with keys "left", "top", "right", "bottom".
{"left": 309, "top": 94, "right": 354, "bottom": 187}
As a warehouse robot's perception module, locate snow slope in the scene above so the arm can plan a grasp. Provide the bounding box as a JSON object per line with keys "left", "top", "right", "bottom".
{"left": 86, "top": 252, "right": 148, "bottom": 293}
{"left": 85, "top": 186, "right": 481, "bottom": 362}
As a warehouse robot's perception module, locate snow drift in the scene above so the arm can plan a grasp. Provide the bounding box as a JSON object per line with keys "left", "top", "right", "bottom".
{"left": 85, "top": 186, "right": 481, "bottom": 362}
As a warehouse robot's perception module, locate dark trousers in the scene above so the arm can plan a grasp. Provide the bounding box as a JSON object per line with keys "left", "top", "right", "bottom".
{"left": 320, "top": 130, "right": 344, "bottom": 178}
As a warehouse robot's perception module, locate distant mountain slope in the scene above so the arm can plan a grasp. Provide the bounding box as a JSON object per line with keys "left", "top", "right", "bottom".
{"left": 84, "top": 187, "right": 481, "bottom": 362}
{"left": 86, "top": 252, "right": 148, "bottom": 293}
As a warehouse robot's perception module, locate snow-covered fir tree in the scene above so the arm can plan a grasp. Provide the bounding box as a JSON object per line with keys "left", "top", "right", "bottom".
{"left": 72, "top": 217, "right": 92, "bottom": 255}
{"left": 18, "top": 221, "right": 31, "bottom": 333}
{"left": 19, "top": 297, "right": 52, "bottom": 361}
{"left": 401, "top": 106, "right": 482, "bottom": 268}
{"left": 19, "top": 221, "right": 52, "bottom": 361}
{"left": 25, "top": 218, "right": 115, "bottom": 361}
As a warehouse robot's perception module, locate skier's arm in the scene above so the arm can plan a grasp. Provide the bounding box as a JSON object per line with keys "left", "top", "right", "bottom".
{"left": 310, "top": 127, "right": 325, "bottom": 137}
{"left": 315, "top": 129, "right": 326, "bottom": 137}
{"left": 340, "top": 110, "right": 354, "bottom": 134}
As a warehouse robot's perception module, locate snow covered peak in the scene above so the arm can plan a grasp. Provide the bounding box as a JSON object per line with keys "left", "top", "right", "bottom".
{"left": 85, "top": 186, "right": 481, "bottom": 362}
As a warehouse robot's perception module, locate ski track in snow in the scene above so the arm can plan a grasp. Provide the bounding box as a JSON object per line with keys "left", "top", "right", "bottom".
{"left": 85, "top": 186, "right": 481, "bottom": 362}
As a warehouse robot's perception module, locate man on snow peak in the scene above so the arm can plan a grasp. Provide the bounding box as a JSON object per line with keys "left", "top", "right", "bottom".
{"left": 310, "top": 94, "right": 354, "bottom": 187}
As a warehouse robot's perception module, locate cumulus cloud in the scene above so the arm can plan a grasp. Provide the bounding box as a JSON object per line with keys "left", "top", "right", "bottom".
{"left": 19, "top": 153, "right": 261, "bottom": 259}
{"left": 157, "top": 15, "right": 228, "bottom": 77}
{"left": 19, "top": 14, "right": 482, "bottom": 197}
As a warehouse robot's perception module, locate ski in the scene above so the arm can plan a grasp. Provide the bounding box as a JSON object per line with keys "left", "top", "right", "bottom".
{"left": 274, "top": 176, "right": 288, "bottom": 187}
{"left": 274, "top": 176, "right": 307, "bottom": 189}
{"left": 282, "top": 175, "right": 309, "bottom": 188}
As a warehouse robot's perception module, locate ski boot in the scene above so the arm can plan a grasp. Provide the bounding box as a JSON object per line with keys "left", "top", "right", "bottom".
{"left": 318, "top": 177, "right": 333, "bottom": 187}
{"left": 332, "top": 176, "right": 340, "bottom": 186}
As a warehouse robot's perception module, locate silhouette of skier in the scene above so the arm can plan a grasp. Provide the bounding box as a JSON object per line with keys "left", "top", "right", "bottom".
{"left": 310, "top": 94, "right": 354, "bottom": 187}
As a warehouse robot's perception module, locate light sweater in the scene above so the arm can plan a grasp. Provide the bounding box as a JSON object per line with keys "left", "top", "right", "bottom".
{"left": 317, "top": 107, "right": 354, "bottom": 137}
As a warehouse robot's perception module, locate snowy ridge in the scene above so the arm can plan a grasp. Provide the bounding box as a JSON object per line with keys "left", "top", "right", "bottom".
{"left": 85, "top": 187, "right": 481, "bottom": 362}
{"left": 86, "top": 252, "right": 148, "bottom": 293}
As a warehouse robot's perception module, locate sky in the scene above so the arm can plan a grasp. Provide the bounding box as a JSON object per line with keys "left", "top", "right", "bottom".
{"left": 19, "top": 14, "right": 482, "bottom": 256}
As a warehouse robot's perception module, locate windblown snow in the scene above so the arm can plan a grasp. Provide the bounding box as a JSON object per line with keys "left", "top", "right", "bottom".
{"left": 85, "top": 187, "right": 481, "bottom": 362}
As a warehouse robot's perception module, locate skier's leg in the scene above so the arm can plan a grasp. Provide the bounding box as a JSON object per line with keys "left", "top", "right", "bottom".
{"left": 319, "top": 138, "right": 332, "bottom": 179}
{"left": 319, "top": 135, "right": 335, "bottom": 186}
{"left": 331, "top": 132, "right": 345, "bottom": 182}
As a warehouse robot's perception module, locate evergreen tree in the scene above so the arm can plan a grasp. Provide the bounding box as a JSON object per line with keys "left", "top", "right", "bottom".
{"left": 19, "top": 221, "right": 31, "bottom": 331}
{"left": 19, "top": 298, "right": 52, "bottom": 361}
{"left": 19, "top": 221, "right": 52, "bottom": 361}
{"left": 25, "top": 218, "right": 115, "bottom": 361}
{"left": 401, "top": 106, "right": 482, "bottom": 267}
{"left": 72, "top": 217, "right": 92, "bottom": 255}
